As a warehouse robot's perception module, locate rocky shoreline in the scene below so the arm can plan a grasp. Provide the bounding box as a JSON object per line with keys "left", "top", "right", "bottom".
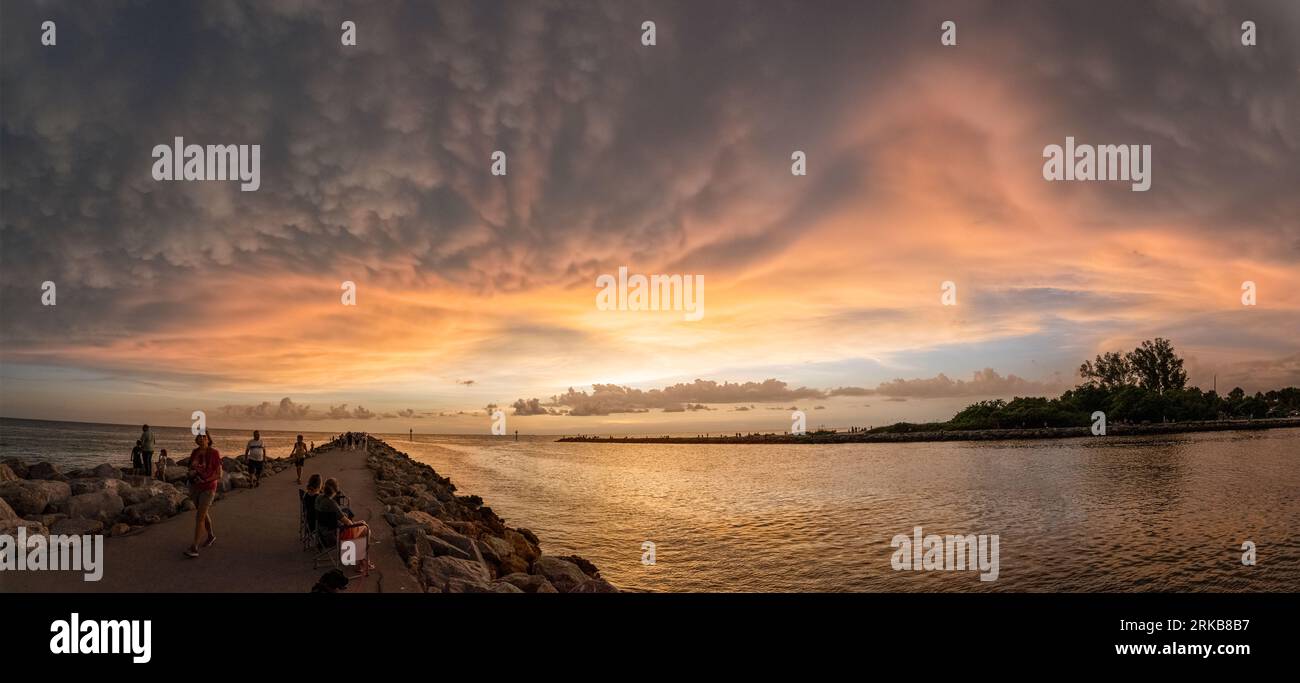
{"left": 368, "top": 440, "right": 617, "bottom": 593}
{"left": 556, "top": 417, "right": 1300, "bottom": 445}
{"left": 1, "top": 439, "right": 617, "bottom": 594}
{"left": 1, "top": 448, "right": 302, "bottom": 541}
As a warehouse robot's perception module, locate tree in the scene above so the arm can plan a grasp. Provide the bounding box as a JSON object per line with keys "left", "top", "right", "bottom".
{"left": 1125, "top": 338, "right": 1187, "bottom": 395}
{"left": 1078, "top": 351, "right": 1132, "bottom": 388}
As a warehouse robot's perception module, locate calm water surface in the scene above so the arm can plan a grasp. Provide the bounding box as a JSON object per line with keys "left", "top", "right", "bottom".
{"left": 4, "top": 418, "right": 1297, "bottom": 592}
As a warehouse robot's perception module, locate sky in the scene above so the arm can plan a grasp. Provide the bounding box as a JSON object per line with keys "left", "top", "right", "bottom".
{"left": 2, "top": 0, "right": 1298, "bottom": 434}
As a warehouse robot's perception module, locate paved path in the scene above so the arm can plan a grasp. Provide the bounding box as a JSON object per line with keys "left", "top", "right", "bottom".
{"left": 2, "top": 447, "right": 421, "bottom": 594}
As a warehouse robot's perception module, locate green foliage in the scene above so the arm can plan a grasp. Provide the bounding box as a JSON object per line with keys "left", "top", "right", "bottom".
{"left": 939, "top": 339, "right": 1299, "bottom": 430}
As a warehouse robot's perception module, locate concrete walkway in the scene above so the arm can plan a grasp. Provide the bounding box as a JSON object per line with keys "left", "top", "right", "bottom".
{"left": 2, "top": 447, "right": 421, "bottom": 594}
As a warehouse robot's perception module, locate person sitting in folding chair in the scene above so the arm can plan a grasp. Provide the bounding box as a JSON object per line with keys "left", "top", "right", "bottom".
{"left": 298, "top": 474, "right": 322, "bottom": 550}
{"left": 314, "top": 478, "right": 372, "bottom": 576}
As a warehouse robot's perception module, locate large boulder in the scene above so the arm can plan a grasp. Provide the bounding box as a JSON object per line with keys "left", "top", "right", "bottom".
{"left": 120, "top": 480, "right": 178, "bottom": 507}
{"left": 0, "top": 464, "right": 19, "bottom": 482}
{"left": 571, "top": 577, "right": 620, "bottom": 593}
{"left": 69, "top": 478, "right": 134, "bottom": 497}
{"left": 89, "top": 463, "right": 122, "bottom": 479}
{"left": 59, "top": 490, "right": 124, "bottom": 523}
{"left": 531, "top": 556, "right": 589, "bottom": 593}
{"left": 0, "top": 496, "right": 17, "bottom": 522}
{"left": 499, "top": 572, "right": 559, "bottom": 594}
{"left": 50, "top": 517, "right": 105, "bottom": 536}
{"left": 164, "top": 467, "right": 190, "bottom": 485}
{"left": 122, "top": 489, "right": 186, "bottom": 524}
{"left": 1, "top": 458, "right": 28, "bottom": 479}
{"left": 478, "top": 534, "right": 529, "bottom": 575}
{"left": 0, "top": 518, "right": 49, "bottom": 543}
{"left": 0, "top": 480, "right": 72, "bottom": 516}
{"left": 419, "top": 556, "right": 490, "bottom": 593}
{"left": 26, "top": 461, "right": 65, "bottom": 481}
{"left": 504, "top": 529, "right": 541, "bottom": 564}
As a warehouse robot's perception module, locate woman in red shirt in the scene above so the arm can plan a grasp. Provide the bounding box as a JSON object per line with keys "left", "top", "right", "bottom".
{"left": 185, "top": 433, "right": 222, "bottom": 558}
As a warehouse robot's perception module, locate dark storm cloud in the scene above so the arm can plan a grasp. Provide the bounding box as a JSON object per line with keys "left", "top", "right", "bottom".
{"left": 2, "top": 0, "right": 1297, "bottom": 376}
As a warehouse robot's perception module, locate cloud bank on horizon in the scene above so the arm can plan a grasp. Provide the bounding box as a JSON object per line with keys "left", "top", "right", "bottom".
{"left": 1, "top": 0, "right": 1298, "bottom": 428}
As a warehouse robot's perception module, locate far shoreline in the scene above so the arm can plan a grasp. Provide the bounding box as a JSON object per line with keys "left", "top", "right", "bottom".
{"left": 556, "top": 417, "right": 1300, "bottom": 445}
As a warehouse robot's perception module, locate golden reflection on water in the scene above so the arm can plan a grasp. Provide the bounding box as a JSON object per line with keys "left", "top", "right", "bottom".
{"left": 401, "top": 430, "right": 1299, "bottom": 592}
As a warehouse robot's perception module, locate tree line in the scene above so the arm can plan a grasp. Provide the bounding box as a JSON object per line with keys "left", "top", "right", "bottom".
{"left": 870, "top": 339, "right": 1300, "bottom": 433}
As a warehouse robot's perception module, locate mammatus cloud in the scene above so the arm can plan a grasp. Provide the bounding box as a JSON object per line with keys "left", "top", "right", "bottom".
{"left": 1, "top": 1, "right": 1297, "bottom": 428}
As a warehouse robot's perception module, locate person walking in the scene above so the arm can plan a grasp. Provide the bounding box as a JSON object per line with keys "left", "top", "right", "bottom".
{"left": 290, "top": 434, "right": 308, "bottom": 485}
{"left": 243, "top": 430, "right": 267, "bottom": 488}
{"left": 184, "top": 433, "right": 221, "bottom": 558}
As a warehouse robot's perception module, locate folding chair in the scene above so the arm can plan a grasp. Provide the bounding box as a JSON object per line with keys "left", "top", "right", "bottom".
{"left": 313, "top": 522, "right": 373, "bottom": 579}
{"left": 298, "top": 490, "right": 319, "bottom": 550}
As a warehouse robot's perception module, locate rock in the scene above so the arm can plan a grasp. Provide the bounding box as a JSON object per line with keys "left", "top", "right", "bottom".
{"left": 179, "top": 499, "right": 196, "bottom": 512}
{"left": 531, "top": 556, "right": 589, "bottom": 593}
{"left": 109, "top": 523, "right": 131, "bottom": 537}
{"left": 1, "top": 458, "right": 28, "bottom": 479}
{"left": 24, "top": 513, "right": 67, "bottom": 528}
{"left": 228, "top": 473, "right": 251, "bottom": 489}
{"left": 50, "top": 518, "right": 105, "bottom": 536}
{"left": 504, "top": 529, "right": 541, "bottom": 564}
{"left": 457, "top": 580, "right": 525, "bottom": 593}
{"left": 558, "top": 554, "right": 601, "bottom": 578}
{"left": 419, "top": 556, "right": 491, "bottom": 593}
{"left": 60, "top": 490, "right": 125, "bottom": 523}
{"left": 69, "top": 478, "right": 134, "bottom": 497}
{"left": 26, "top": 461, "right": 64, "bottom": 480}
{"left": 90, "top": 463, "right": 122, "bottom": 479}
{"left": 478, "top": 535, "right": 528, "bottom": 575}
{"left": 399, "top": 511, "right": 453, "bottom": 535}
{"left": 517, "top": 527, "right": 540, "bottom": 546}
{"left": 570, "top": 577, "right": 619, "bottom": 593}
{"left": 123, "top": 489, "right": 184, "bottom": 524}
{"left": 164, "top": 468, "right": 190, "bottom": 485}
{"left": 0, "top": 496, "right": 16, "bottom": 522}
{"left": 0, "top": 480, "right": 72, "bottom": 516}
{"left": 499, "top": 572, "right": 559, "bottom": 594}
{"left": 0, "top": 464, "right": 19, "bottom": 482}
{"left": 0, "top": 519, "right": 48, "bottom": 542}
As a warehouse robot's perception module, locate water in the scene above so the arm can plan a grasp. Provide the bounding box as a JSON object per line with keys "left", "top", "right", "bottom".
{"left": 3, "top": 418, "right": 1297, "bottom": 592}
{"left": 0, "top": 418, "right": 337, "bottom": 469}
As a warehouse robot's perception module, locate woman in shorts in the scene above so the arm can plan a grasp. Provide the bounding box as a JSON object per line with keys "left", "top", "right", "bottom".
{"left": 185, "top": 433, "right": 222, "bottom": 558}
{"left": 290, "top": 434, "right": 308, "bottom": 485}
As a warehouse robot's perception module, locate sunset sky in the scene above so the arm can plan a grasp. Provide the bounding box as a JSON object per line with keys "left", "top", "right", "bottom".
{"left": 2, "top": 0, "right": 1297, "bottom": 433}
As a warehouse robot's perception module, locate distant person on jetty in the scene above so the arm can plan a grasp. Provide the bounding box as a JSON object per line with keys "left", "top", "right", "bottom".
{"left": 184, "top": 433, "right": 221, "bottom": 559}
{"left": 243, "top": 430, "right": 266, "bottom": 488}
{"left": 155, "top": 448, "right": 169, "bottom": 481}
{"left": 139, "top": 424, "right": 155, "bottom": 477}
{"left": 290, "top": 434, "right": 308, "bottom": 484}
{"left": 346, "top": 432, "right": 354, "bottom": 450}
{"left": 131, "top": 440, "right": 144, "bottom": 476}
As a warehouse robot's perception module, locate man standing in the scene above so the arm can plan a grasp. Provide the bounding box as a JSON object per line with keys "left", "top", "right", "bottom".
{"left": 243, "top": 430, "right": 266, "bottom": 488}
{"left": 139, "top": 425, "right": 156, "bottom": 477}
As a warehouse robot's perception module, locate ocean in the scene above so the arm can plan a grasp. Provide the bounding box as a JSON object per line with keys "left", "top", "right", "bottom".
{"left": 3, "top": 417, "right": 1297, "bottom": 592}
